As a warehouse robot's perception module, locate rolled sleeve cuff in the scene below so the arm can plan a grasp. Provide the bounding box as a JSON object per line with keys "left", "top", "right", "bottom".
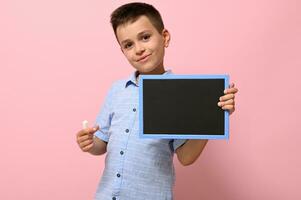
{"left": 94, "top": 130, "right": 109, "bottom": 143}
{"left": 173, "top": 139, "right": 187, "bottom": 151}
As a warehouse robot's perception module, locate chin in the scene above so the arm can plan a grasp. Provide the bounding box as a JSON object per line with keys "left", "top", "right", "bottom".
{"left": 135, "top": 65, "right": 156, "bottom": 74}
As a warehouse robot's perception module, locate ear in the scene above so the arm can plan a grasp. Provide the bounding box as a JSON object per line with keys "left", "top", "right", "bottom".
{"left": 162, "top": 29, "right": 171, "bottom": 48}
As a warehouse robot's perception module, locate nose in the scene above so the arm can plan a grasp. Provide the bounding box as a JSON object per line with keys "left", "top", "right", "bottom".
{"left": 135, "top": 43, "right": 145, "bottom": 55}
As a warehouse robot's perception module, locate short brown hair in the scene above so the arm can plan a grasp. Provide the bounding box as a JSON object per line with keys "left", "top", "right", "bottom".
{"left": 110, "top": 2, "right": 165, "bottom": 36}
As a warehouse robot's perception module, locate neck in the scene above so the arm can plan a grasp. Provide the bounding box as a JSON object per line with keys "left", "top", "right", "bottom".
{"left": 135, "top": 69, "right": 166, "bottom": 84}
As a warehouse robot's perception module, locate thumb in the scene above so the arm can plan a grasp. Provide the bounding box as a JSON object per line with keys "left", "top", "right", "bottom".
{"left": 91, "top": 125, "right": 100, "bottom": 133}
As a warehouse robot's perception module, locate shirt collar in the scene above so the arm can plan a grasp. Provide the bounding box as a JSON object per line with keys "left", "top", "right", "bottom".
{"left": 125, "top": 69, "right": 173, "bottom": 88}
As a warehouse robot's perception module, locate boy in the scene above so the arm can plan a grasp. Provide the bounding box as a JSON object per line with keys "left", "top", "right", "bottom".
{"left": 76, "top": 2, "right": 238, "bottom": 200}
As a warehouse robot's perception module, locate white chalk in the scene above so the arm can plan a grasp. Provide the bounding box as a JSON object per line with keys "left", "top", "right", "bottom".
{"left": 82, "top": 120, "right": 89, "bottom": 129}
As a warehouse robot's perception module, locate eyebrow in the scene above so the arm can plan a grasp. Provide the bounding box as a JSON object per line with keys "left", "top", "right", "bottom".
{"left": 120, "top": 30, "right": 152, "bottom": 45}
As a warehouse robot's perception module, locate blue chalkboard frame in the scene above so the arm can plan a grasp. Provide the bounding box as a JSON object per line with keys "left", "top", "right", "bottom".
{"left": 139, "top": 74, "right": 229, "bottom": 139}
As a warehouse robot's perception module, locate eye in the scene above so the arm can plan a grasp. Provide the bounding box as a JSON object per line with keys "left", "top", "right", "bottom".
{"left": 142, "top": 34, "right": 150, "bottom": 41}
{"left": 124, "top": 42, "right": 133, "bottom": 49}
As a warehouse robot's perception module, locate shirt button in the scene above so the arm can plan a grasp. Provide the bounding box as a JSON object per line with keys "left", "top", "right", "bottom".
{"left": 112, "top": 197, "right": 116, "bottom": 200}
{"left": 125, "top": 129, "right": 129, "bottom": 133}
{"left": 117, "top": 173, "right": 121, "bottom": 178}
{"left": 120, "top": 151, "right": 124, "bottom": 155}
{"left": 133, "top": 108, "right": 136, "bottom": 112}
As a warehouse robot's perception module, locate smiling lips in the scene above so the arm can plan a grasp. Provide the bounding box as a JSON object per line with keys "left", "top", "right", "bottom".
{"left": 137, "top": 54, "right": 151, "bottom": 62}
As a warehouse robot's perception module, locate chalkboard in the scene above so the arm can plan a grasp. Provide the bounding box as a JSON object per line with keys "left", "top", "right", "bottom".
{"left": 139, "top": 75, "right": 229, "bottom": 139}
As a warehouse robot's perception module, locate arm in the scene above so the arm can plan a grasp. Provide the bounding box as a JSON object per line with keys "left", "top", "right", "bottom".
{"left": 176, "top": 83, "right": 238, "bottom": 166}
{"left": 88, "top": 136, "right": 107, "bottom": 156}
{"left": 176, "top": 139, "right": 208, "bottom": 166}
{"left": 76, "top": 126, "right": 107, "bottom": 156}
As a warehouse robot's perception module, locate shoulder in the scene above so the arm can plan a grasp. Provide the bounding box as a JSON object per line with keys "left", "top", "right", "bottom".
{"left": 105, "top": 77, "right": 129, "bottom": 97}
{"left": 112, "top": 79, "right": 127, "bottom": 88}
{"left": 109, "top": 78, "right": 127, "bottom": 92}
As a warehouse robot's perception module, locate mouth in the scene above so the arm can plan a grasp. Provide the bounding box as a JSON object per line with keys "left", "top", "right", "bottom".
{"left": 137, "top": 54, "right": 151, "bottom": 62}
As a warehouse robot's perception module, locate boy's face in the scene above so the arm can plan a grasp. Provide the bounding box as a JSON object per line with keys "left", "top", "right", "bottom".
{"left": 116, "top": 16, "right": 170, "bottom": 75}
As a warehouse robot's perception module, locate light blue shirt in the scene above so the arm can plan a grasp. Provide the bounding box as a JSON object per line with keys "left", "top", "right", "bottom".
{"left": 94, "top": 70, "right": 187, "bottom": 200}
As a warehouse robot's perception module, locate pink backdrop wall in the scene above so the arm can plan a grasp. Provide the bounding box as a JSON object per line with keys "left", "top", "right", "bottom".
{"left": 1, "top": 0, "right": 300, "bottom": 199}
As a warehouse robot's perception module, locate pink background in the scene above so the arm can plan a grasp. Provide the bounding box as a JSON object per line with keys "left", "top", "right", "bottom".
{"left": 1, "top": 0, "right": 300, "bottom": 199}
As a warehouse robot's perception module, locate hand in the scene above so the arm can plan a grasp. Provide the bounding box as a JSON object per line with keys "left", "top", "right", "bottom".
{"left": 76, "top": 125, "right": 99, "bottom": 152}
{"left": 217, "top": 83, "right": 238, "bottom": 115}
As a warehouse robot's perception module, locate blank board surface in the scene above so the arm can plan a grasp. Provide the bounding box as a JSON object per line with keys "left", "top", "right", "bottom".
{"left": 139, "top": 75, "right": 229, "bottom": 139}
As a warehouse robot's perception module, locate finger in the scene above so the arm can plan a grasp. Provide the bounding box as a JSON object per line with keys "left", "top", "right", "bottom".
{"left": 89, "top": 125, "right": 99, "bottom": 134}
{"left": 225, "top": 107, "right": 236, "bottom": 115}
{"left": 76, "top": 128, "right": 94, "bottom": 146}
{"left": 93, "top": 125, "right": 100, "bottom": 132}
{"left": 82, "top": 143, "right": 94, "bottom": 152}
{"left": 83, "top": 126, "right": 99, "bottom": 135}
{"left": 219, "top": 93, "right": 235, "bottom": 101}
{"left": 76, "top": 129, "right": 88, "bottom": 137}
{"left": 221, "top": 104, "right": 234, "bottom": 111}
{"left": 78, "top": 134, "right": 93, "bottom": 143}
{"left": 218, "top": 99, "right": 234, "bottom": 107}
{"left": 224, "top": 87, "right": 238, "bottom": 94}
{"left": 224, "top": 99, "right": 235, "bottom": 106}
{"left": 80, "top": 139, "right": 93, "bottom": 149}
{"left": 229, "top": 83, "right": 235, "bottom": 88}
{"left": 76, "top": 128, "right": 93, "bottom": 139}
{"left": 230, "top": 107, "right": 235, "bottom": 115}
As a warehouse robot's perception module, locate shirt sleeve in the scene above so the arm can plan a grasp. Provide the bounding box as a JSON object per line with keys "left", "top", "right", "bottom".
{"left": 94, "top": 83, "right": 115, "bottom": 143}
{"left": 171, "top": 139, "right": 187, "bottom": 152}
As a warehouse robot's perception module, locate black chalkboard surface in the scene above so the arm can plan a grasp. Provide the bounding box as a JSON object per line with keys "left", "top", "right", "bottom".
{"left": 139, "top": 75, "right": 229, "bottom": 139}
